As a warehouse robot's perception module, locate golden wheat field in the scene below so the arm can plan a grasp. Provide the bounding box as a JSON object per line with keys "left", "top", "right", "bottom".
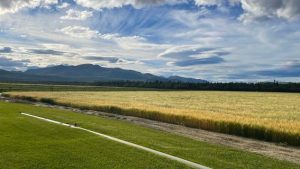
{"left": 6, "top": 91, "right": 300, "bottom": 145}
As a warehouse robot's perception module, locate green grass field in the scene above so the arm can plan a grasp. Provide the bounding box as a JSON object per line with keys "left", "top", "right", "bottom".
{"left": 0, "top": 101, "right": 299, "bottom": 169}
{"left": 6, "top": 91, "right": 300, "bottom": 146}
{"left": 0, "top": 83, "right": 156, "bottom": 92}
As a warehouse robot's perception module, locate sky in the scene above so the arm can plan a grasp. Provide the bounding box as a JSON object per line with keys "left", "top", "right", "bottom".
{"left": 0, "top": 0, "right": 300, "bottom": 82}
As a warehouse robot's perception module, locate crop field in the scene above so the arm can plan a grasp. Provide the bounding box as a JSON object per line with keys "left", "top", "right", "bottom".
{"left": 5, "top": 91, "right": 300, "bottom": 146}
{"left": 1, "top": 101, "right": 299, "bottom": 169}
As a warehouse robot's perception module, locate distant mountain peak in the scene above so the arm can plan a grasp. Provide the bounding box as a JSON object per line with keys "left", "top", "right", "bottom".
{"left": 0, "top": 64, "right": 207, "bottom": 83}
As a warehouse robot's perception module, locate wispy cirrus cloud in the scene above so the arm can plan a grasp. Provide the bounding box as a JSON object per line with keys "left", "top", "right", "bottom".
{"left": 30, "top": 49, "right": 65, "bottom": 55}
{"left": 59, "top": 26, "right": 99, "bottom": 39}
{"left": 160, "top": 46, "right": 229, "bottom": 67}
{"left": 159, "top": 46, "right": 216, "bottom": 59}
{"left": 0, "top": 0, "right": 299, "bottom": 82}
{"left": 61, "top": 9, "right": 93, "bottom": 20}
{"left": 74, "top": 0, "right": 186, "bottom": 9}
{"left": 170, "top": 56, "right": 225, "bottom": 67}
{"left": 84, "top": 56, "right": 120, "bottom": 63}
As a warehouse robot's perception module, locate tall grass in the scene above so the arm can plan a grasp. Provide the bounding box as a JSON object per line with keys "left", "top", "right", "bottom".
{"left": 4, "top": 91, "right": 300, "bottom": 146}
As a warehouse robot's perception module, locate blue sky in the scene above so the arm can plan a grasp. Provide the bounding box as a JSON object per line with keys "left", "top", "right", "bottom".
{"left": 0, "top": 0, "right": 300, "bottom": 82}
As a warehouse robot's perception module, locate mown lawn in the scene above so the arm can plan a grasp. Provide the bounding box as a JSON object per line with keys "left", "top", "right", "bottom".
{"left": 0, "top": 102, "right": 190, "bottom": 169}
{"left": 0, "top": 101, "right": 298, "bottom": 169}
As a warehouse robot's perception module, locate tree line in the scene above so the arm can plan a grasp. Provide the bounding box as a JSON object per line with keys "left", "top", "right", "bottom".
{"left": 1, "top": 81, "right": 300, "bottom": 92}
{"left": 93, "top": 81, "right": 300, "bottom": 92}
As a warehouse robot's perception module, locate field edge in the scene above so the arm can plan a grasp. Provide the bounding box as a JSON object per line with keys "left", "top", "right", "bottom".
{"left": 4, "top": 93, "right": 300, "bottom": 147}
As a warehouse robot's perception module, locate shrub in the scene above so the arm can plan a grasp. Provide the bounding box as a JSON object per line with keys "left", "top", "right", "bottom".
{"left": 40, "top": 98, "right": 56, "bottom": 105}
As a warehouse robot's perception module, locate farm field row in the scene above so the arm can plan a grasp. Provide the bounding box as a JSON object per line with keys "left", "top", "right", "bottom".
{"left": 0, "top": 101, "right": 298, "bottom": 169}
{"left": 5, "top": 91, "right": 300, "bottom": 146}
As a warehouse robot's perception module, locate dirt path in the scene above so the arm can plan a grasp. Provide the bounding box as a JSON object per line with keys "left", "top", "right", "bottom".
{"left": 1, "top": 95, "right": 299, "bottom": 165}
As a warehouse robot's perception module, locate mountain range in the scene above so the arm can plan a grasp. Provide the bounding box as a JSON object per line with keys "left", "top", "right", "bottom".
{"left": 0, "top": 64, "right": 207, "bottom": 83}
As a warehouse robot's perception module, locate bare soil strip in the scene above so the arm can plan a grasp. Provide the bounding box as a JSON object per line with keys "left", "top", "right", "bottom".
{"left": 21, "top": 112, "right": 210, "bottom": 169}
{"left": 1, "top": 95, "right": 299, "bottom": 165}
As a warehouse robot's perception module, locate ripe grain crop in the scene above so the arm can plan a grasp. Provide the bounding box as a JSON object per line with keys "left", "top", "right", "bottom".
{"left": 6, "top": 91, "right": 300, "bottom": 146}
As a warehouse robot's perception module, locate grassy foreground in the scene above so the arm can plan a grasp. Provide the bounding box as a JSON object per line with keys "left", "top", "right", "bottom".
{"left": 0, "top": 102, "right": 189, "bottom": 169}
{"left": 5, "top": 91, "right": 300, "bottom": 146}
{"left": 0, "top": 101, "right": 299, "bottom": 169}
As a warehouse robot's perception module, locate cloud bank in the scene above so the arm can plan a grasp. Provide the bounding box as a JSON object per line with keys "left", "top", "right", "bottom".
{"left": 0, "top": 0, "right": 299, "bottom": 81}
{"left": 256, "top": 60, "right": 300, "bottom": 77}
{"left": 196, "top": 0, "right": 300, "bottom": 22}
{"left": 0, "top": 0, "right": 57, "bottom": 15}
{"left": 0, "top": 56, "right": 28, "bottom": 70}
{"left": 0, "top": 47, "right": 12, "bottom": 53}
{"left": 239, "top": 0, "right": 300, "bottom": 22}
{"left": 1, "top": 0, "right": 300, "bottom": 22}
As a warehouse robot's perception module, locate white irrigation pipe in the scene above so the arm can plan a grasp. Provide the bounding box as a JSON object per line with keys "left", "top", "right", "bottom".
{"left": 21, "top": 112, "right": 211, "bottom": 169}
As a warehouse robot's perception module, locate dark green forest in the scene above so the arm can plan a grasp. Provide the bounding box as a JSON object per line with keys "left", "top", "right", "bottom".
{"left": 93, "top": 81, "right": 300, "bottom": 92}
{"left": 1, "top": 81, "right": 300, "bottom": 92}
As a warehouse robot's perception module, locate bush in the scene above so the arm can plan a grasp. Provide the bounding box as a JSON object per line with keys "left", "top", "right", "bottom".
{"left": 40, "top": 98, "right": 56, "bottom": 104}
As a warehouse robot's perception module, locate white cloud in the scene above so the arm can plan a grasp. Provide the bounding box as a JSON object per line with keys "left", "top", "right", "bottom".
{"left": 239, "top": 0, "right": 300, "bottom": 22}
{"left": 158, "top": 45, "right": 224, "bottom": 58}
{"left": 58, "top": 26, "right": 148, "bottom": 46}
{"left": 194, "top": 0, "right": 222, "bottom": 6}
{"left": 74, "top": 0, "right": 186, "bottom": 9}
{"left": 57, "top": 2, "right": 69, "bottom": 9}
{"left": 2, "top": 0, "right": 299, "bottom": 23}
{"left": 0, "top": 0, "right": 58, "bottom": 15}
{"left": 194, "top": 0, "right": 239, "bottom": 6}
{"left": 61, "top": 9, "right": 93, "bottom": 20}
{"left": 41, "top": 43, "right": 71, "bottom": 50}
{"left": 195, "top": 0, "right": 300, "bottom": 22}
{"left": 59, "top": 26, "right": 99, "bottom": 39}
{"left": 1, "top": 0, "right": 300, "bottom": 81}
